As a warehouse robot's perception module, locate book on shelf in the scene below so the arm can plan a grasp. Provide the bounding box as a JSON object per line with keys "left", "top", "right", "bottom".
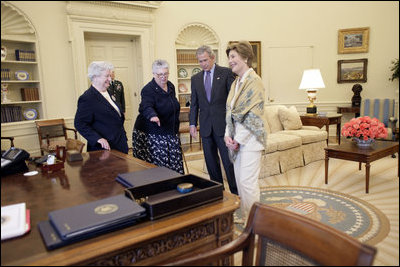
{"left": 1, "top": 106, "right": 23, "bottom": 123}
{"left": 20, "top": 88, "right": 39, "bottom": 101}
{"left": 15, "top": 49, "right": 35, "bottom": 62}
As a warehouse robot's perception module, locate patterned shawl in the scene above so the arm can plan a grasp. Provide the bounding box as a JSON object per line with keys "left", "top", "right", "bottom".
{"left": 225, "top": 69, "right": 267, "bottom": 162}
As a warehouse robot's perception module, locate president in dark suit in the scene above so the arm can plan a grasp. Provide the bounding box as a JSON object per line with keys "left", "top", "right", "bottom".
{"left": 189, "top": 45, "right": 238, "bottom": 195}
{"left": 74, "top": 61, "right": 128, "bottom": 154}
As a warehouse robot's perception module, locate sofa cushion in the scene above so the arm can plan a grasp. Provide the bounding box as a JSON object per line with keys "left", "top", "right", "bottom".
{"left": 282, "top": 129, "right": 327, "bottom": 144}
{"left": 267, "top": 133, "right": 302, "bottom": 151}
{"left": 264, "top": 105, "right": 284, "bottom": 133}
{"left": 278, "top": 106, "right": 303, "bottom": 130}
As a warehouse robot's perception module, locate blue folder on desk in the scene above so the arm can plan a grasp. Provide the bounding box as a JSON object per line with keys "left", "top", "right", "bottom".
{"left": 38, "top": 194, "right": 146, "bottom": 249}
{"left": 116, "top": 166, "right": 182, "bottom": 188}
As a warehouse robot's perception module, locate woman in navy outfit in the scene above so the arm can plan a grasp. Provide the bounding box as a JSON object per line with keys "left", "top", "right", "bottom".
{"left": 132, "top": 59, "right": 184, "bottom": 174}
{"left": 74, "top": 61, "right": 128, "bottom": 154}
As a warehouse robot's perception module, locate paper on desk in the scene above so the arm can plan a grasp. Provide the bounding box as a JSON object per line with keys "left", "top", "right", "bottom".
{"left": 1, "top": 202, "right": 27, "bottom": 240}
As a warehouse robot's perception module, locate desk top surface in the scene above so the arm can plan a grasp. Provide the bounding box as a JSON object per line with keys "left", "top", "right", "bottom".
{"left": 1, "top": 150, "right": 239, "bottom": 266}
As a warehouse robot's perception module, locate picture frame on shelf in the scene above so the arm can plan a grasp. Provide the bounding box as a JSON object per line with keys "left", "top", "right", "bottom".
{"left": 337, "top": 58, "right": 368, "bottom": 83}
{"left": 338, "top": 27, "right": 369, "bottom": 54}
{"left": 228, "top": 41, "right": 261, "bottom": 77}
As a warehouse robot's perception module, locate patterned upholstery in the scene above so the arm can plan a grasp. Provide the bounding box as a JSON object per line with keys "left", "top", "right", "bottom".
{"left": 360, "top": 99, "right": 396, "bottom": 140}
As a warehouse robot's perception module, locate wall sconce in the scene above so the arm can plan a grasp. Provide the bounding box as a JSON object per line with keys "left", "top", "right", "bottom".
{"left": 299, "top": 69, "right": 325, "bottom": 114}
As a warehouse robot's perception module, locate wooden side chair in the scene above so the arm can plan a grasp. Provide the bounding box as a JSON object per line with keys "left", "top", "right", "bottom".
{"left": 35, "top": 119, "right": 85, "bottom": 155}
{"left": 165, "top": 202, "right": 376, "bottom": 266}
{"left": 1, "top": 136, "right": 15, "bottom": 148}
{"left": 178, "top": 107, "right": 201, "bottom": 149}
{"left": 1, "top": 136, "right": 15, "bottom": 154}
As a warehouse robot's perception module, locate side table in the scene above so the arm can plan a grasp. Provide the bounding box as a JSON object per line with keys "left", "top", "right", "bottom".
{"left": 337, "top": 106, "right": 360, "bottom": 118}
{"left": 300, "top": 114, "right": 342, "bottom": 144}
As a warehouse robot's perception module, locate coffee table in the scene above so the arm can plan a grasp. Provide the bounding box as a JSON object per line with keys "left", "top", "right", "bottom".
{"left": 325, "top": 140, "right": 399, "bottom": 193}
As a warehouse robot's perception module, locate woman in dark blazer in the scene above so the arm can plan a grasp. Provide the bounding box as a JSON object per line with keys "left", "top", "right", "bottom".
{"left": 74, "top": 61, "right": 128, "bottom": 154}
{"left": 132, "top": 59, "right": 183, "bottom": 174}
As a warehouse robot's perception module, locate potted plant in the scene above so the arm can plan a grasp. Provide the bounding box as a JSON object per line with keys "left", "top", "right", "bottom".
{"left": 389, "top": 58, "right": 399, "bottom": 81}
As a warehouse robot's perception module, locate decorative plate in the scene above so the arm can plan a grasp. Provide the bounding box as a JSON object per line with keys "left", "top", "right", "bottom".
{"left": 15, "top": 71, "right": 29, "bottom": 81}
{"left": 178, "top": 68, "right": 188, "bottom": 78}
{"left": 192, "top": 67, "right": 201, "bottom": 76}
{"left": 23, "top": 108, "right": 38, "bottom": 120}
{"left": 178, "top": 83, "right": 188, "bottom": 93}
{"left": 1, "top": 46, "right": 6, "bottom": 61}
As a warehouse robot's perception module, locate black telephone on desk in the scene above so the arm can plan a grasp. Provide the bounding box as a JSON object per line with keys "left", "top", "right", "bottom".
{"left": 1, "top": 147, "right": 30, "bottom": 176}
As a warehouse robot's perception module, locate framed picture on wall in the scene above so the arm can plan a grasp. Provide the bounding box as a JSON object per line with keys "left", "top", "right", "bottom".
{"left": 338, "top": 27, "right": 369, "bottom": 54}
{"left": 228, "top": 41, "right": 261, "bottom": 77}
{"left": 337, "top": 58, "right": 368, "bottom": 83}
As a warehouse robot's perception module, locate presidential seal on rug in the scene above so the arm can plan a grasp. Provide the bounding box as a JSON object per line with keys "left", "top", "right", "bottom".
{"left": 234, "top": 186, "right": 389, "bottom": 245}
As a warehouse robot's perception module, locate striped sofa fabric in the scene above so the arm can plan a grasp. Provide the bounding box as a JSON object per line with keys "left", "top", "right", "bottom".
{"left": 360, "top": 98, "right": 397, "bottom": 140}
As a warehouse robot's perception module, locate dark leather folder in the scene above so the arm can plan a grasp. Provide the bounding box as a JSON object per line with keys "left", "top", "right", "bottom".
{"left": 116, "top": 166, "right": 182, "bottom": 188}
{"left": 48, "top": 194, "right": 146, "bottom": 241}
{"left": 38, "top": 217, "right": 139, "bottom": 250}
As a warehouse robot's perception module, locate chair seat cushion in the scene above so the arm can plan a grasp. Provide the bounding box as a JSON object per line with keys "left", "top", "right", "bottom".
{"left": 41, "top": 139, "right": 85, "bottom": 153}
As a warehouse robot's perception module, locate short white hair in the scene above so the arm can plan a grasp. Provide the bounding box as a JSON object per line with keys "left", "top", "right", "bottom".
{"left": 87, "top": 61, "right": 114, "bottom": 81}
{"left": 152, "top": 59, "right": 169, "bottom": 74}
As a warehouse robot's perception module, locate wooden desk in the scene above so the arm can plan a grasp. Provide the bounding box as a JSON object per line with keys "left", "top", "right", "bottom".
{"left": 300, "top": 114, "right": 342, "bottom": 144}
{"left": 1, "top": 150, "right": 239, "bottom": 266}
{"left": 324, "top": 140, "right": 399, "bottom": 193}
{"left": 337, "top": 106, "right": 360, "bottom": 117}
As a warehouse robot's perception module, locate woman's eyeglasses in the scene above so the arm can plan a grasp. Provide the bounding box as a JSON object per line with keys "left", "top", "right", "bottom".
{"left": 155, "top": 72, "right": 169, "bottom": 78}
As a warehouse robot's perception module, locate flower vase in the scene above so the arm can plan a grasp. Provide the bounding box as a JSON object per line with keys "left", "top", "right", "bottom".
{"left": 353, "top": 137, "right": 375, "bottom": 147}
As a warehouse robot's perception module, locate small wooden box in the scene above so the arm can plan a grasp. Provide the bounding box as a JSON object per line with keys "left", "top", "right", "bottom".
{"left": 66, "top": 150, "right": 83, "bottom": 162}
{"left": 125, "top": 174, "right": 223, "bottom": 220}
{"left": 41, "top": 160, "right": 64, "bottom": 173}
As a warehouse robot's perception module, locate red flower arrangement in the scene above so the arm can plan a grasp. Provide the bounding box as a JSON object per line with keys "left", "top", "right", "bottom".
{"left": 341, "top": 116, "right": 388, "bottom": 140}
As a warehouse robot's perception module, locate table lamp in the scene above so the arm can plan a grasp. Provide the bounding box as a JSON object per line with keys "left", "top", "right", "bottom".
{"left": 299, "top": 69, "right": 325, "bottom": 114}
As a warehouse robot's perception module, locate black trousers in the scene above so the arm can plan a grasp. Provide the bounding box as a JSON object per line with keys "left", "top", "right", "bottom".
{"left": 201, "top": 130, "right": 238, "bottom": 195}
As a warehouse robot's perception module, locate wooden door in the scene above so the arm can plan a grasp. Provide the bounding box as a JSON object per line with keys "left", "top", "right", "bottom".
{"left": 85, "top": 33, "right": 141, "bottom": 148}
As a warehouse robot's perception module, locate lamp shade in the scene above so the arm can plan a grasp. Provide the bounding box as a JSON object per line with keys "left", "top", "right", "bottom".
{"left": 299, "top": 69, "right": 325, "bottom": 90}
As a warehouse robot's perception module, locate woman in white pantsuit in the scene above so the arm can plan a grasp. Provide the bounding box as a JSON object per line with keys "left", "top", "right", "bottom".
{"left": 224, "top": 41, "right": 267, "bottom": 220}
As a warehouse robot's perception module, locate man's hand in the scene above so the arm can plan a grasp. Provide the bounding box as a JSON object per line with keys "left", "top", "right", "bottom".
{"left": 190, "top": 125, "right": 197, "bottom": 140}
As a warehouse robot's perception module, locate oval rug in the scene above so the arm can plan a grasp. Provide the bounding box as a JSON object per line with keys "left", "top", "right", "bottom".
{"left": 235, "top": 186, "right": 390, "bottom": 245}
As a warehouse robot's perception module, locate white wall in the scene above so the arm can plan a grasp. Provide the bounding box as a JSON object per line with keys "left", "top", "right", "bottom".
{"left": 2, "top": 1, "right": 399, "bottom": 154}
{"left": 6, "top": 1, "right": 399, "bottom": 118}
{"left": 154, "top": 1, "right": 399, "bottom": 107}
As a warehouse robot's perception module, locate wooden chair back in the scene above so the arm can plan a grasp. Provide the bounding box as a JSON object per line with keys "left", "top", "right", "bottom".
{"left": 165, "top": 202, "right": 376, "bottom": 266}
{"left": 178, "top": 107, "right": 201, "bottom": 148}
{"left": 35, "top": 119, "right": 83, "bottom": 155}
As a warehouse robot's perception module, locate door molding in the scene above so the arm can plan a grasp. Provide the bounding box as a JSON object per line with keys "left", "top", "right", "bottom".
{"left": 66, "top": 1, "right": 158, "bottom": 101}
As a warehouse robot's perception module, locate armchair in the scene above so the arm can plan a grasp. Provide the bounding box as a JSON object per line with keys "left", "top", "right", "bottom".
{"left": 360, "top": 98, "right": 397, "bottom": 140}
{"left": 35, "top": 119, "right": 85, "bottom": 155}
{"left": 165, "top": 202, "right": 376, "bottom": 266}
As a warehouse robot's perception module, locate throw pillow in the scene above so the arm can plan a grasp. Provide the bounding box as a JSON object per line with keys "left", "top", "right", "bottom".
{"left": 278, "top": 106, "right": 303, "bottom": 130}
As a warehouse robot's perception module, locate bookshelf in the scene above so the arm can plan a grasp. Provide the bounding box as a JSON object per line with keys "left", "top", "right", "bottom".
{"left": 1, "top": 38, "right": 43, "bottom": 123}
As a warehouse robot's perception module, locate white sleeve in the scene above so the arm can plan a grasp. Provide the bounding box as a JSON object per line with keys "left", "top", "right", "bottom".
{"left": 233, "top": 122, "right": 252, "bottom": 145}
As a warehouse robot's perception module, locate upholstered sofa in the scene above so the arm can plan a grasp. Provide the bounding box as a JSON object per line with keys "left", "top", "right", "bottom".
{"left": 260, "top": 105, "right": 328, "bottom": 178}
